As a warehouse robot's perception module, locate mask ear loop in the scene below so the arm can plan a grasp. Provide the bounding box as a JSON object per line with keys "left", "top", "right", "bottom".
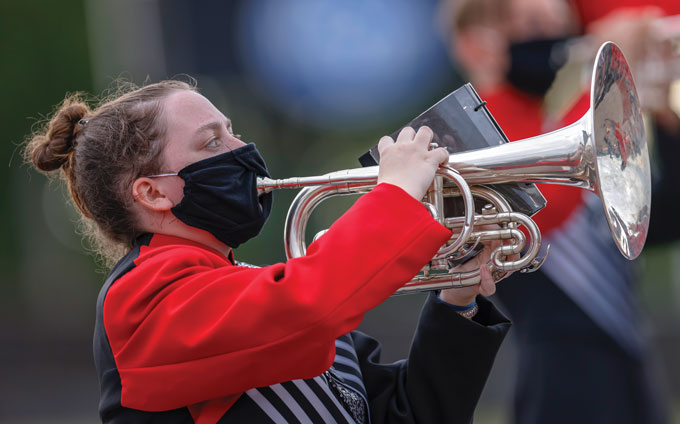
{"left": 147, "top": 173, "right": 179, "bottom": 178}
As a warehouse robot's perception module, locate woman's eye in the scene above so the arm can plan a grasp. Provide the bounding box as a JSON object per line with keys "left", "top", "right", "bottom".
{"left": 206, "top": 138, "right": 222, "bottom": 148}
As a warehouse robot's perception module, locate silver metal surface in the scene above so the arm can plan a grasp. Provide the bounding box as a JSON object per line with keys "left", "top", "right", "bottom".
{"left": 256, "top": 42, "right": 650, "bottom": 294}
{"left": 279, "top": 165, "right": 477, "bottom": 266}
{"left": 437, "top": 42, "right": 650, "bottom": 259}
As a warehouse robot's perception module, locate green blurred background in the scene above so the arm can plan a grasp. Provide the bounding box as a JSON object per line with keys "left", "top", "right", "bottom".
{"left": 1, "top": 1, "right": 679, "bottom": 423}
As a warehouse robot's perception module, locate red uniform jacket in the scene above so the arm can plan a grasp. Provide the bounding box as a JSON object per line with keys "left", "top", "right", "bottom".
{"left": 94, "top": 183, "right": 453, "bottom": 422}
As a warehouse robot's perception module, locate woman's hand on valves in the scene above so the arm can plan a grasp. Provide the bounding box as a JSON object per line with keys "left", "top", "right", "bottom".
{"left": 440, "top": 224, "right": 518, "bottom": 307}
{"left": 376, "top": 126, "right": 449, "bottom": 201}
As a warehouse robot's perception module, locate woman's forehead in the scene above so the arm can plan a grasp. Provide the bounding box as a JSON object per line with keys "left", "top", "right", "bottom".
{"left": 163, "top": 90, "right": 226, "bottom": 123}
{"left": 160, "top": 91, "right": 234, "bottom": 168}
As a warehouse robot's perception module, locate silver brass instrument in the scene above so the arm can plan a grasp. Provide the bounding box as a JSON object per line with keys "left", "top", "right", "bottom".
{"left": 257, "top": 42, "right": 651, "bottom": 295}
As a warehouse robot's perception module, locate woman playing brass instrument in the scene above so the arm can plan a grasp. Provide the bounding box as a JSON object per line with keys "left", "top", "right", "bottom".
{"left": 25, "top": 80, "right": 512, "bottom": 423}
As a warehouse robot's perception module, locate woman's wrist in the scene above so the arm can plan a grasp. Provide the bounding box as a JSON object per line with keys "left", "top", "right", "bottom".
{"left": 437, "top": 290, "right": 479, "bottom": 319}
{"left": 445, "top": 299, "right": 477, "bottom": 311}
{"left": 439, "top": 288, "right": 477, "bottom": 307}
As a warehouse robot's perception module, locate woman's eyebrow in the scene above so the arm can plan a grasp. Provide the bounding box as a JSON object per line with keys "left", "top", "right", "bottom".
{"left": 193, "top": 121, "right": 221, "bottom": 137}
{"left": 192, "top": 118, "right": 230, "bottom": 138}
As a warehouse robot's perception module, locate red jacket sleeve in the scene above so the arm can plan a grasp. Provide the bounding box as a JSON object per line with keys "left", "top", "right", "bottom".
{"left": 103, "top": 183, "right": 452, "bottom": 411}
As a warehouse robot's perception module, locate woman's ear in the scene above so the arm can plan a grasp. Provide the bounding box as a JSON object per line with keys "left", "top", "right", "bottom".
{"left": 132, "top": 177, "right": 178, "bottom": 212}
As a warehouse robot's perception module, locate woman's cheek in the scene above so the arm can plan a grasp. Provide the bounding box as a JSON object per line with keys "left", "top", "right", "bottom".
{"left": 168, "top": 179, "right": 186, "bottom": 206}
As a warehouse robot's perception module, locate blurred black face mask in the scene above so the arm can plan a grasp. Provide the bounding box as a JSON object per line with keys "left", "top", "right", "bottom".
{"left": 170, "top": 143, "right": 273, "bottom": 249}
{"left": 506, "top": 37, "right": 569, "bottom": 98}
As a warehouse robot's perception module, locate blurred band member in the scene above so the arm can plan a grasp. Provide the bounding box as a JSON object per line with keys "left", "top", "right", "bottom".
{"left": 442, "top": 0, "right": 680, "bottom": 422}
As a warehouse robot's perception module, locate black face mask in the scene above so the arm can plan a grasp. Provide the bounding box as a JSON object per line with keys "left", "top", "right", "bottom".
{"left": 506, "top": 37, "right": 569, "bottom": 98}
{"left": 162, "top": 143, "right": 273, "bottom": 249}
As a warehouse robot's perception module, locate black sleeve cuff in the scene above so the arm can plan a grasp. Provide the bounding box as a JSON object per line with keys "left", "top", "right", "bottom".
{"left": 403, "top": 292, "right": 511, "bottom": 424}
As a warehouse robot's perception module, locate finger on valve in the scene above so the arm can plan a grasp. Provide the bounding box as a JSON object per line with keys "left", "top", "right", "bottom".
{"left": 396, "top": 126, "right": 416, "bottom": 144}
{"left": 377, "top": 135, "right": 394, "bottom": 154}
{"left": 478, "top": 264, "right": 497, "bottom": 296}
{"left": 433, "top": 147, "right": 449, "bottom": 165}
{"left": 412, "top": 126, "right": 433, "bottom": 147}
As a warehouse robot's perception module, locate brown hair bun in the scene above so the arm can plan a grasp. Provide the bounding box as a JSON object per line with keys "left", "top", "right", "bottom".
{"left": 23, "top": 80, "right": 195, "bottom": 266}
{"left": 27, "top": 97, "right": 91, "bottom": 172}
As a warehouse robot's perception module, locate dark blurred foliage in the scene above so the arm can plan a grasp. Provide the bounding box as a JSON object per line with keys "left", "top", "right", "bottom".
{"left": 0, "top": 1, "right": 99, "bottom": 421}
{"left": 0, "top": 0, "right": 92, "bottom": 294}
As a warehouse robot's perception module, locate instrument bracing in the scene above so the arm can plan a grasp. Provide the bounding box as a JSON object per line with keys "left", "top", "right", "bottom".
{"left": 257, "top": 42, "right": 651, "bottom": 295}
